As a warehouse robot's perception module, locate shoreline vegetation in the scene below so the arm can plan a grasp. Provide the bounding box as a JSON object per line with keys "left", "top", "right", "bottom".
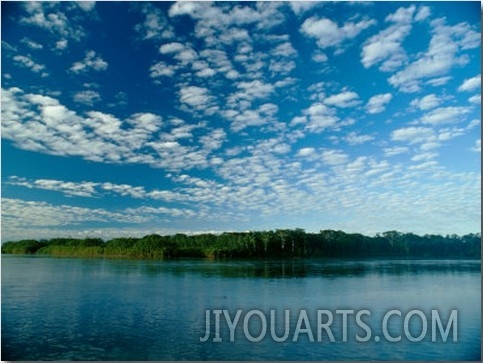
{"left": 1, "top": 229, "right": 480, "bottom": 259}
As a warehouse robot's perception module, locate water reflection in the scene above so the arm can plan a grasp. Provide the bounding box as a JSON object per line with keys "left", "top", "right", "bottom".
{"left": 85, "top": 257, "right": 480, "bottom": 279}
{"left": 2, "top": 256, "right": 480, "bottom": 361}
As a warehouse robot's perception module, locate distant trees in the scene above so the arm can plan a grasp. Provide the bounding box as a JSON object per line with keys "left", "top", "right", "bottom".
{"left": 1, "top": 229, "right": 481, "bottom": 259}
{"left": 1, "top": 240, "right": 46, "bottom": 254}
{"left": 37, "top": 237, "right": 105, "bottom": 257}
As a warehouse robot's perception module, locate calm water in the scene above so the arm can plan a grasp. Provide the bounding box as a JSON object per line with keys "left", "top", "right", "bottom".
{"left": 1, "top": 256, "right": 480, "bottom": 361}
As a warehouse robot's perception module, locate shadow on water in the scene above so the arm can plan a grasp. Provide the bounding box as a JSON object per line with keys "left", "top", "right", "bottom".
{"left": 77, "top": 257, "right": 481, "bottom": 279}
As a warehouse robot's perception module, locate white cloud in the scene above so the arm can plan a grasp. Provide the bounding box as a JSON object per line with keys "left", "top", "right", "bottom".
{"left": 320, "top": 149, "right": 349, "bottom": 166}
{"left": 391, "top": 126, "right": 435, "bottom": 144}
{"left": 301, "top": 16, "right": 375, "bottom": 49}
{"left": 411, "top": 152, "right": 438, "bottom": 162}
{"left": 7, "top": 176, "right": 98, "bottom": 197}
{"left": 365, "top": 93, "right": 392, "bottom": 114}
{"left": 312, "top": 52, "right": 328, "bottom": 63}
{"left": 135, "top": 3, "right": 174, "bottom": 40}
{"left": 289, "top": 2, "right": 322, "bottom": 15}
{"left": 3, "top": 2, "right": 480, "bottom": 240}
{"left": 216, "top": 27, "right": 251, "bottom": 45}
{"left": 383, "top": 146, "right": 409, "bottom": 157}
{"left": 385, "top": 5, "right": 415, "bottom": 23}
{"left": 73, "top": 90, "right": 101, "bottom": 105}
{"left": 388, "top": 18, "right": 479, "bottom": 92}
{"left": 426, "top": 76, "right": 452, "bottom": 87}
{"left": 420, "top": 106, "right": 471, "bottom": 125}
{"left": 196, "top": 67, "right": 216, "bottom": 78}
{"left": 7, "top": 175, "right": 190, "bottom": 204}
{"left": 20, "top": 2, "right": 86, "bottom": 42}
{"left": 175, "top": 47, "right": 198, "bottom": 65}
{"left": 410, "top": 94, "right": 441, "bottom": 111}
{"left": 361, "top": 5, "right": 415, "bottom": 71}
{"left": 468, "top": 94, "right": 481, "bottom": 104}
{"left": 1, "top": 87, "right": 223, "bottom": 171}
{"left": 169, "top": 2, "right": 285, "bottom": 45}
{"left": 271, "top": 42, "right": 297, "bottom": 58}
{"left": 76, "top": 2, "right": 96, "bottom": 12}
{"left": 1, "top": 198, "right": 149, "bottom": 229}
{"left": 56, "top": 39, "right": 68, "bottom": 50}
{"left": 227, "top": 103, "right": 279, "bottom": 132}
{"left": 471, "top": 139, "right": 481, "bottom": 152}
{"left": 20, "top": 38, "right": 43, "bottom": 50}
{"left": 269, "top": 59, "right": 296, "bottom": 76}
{"left": 178, "top": 85, "right": 214, "bottom": 110}
{"left": 302, "top": 102, "right": 339, "bottom": 133}
{"left": 200, "top": 128, "right": 227, "bottom": 151}
{"left": 324, "top": 91, "right": 360, "bottom": 108}
{"left": 200, "top": 49, "right": 238, "bottom": 79}
{"left": 297, "top": 147, "right": 316, "bottom": 158}
{"left": 150, "top": 61, "right": 176, "bottom": 78}
{"left": 13, "top": 55, "right": 47, "bottom": 76}
{"left": 236, "top": 80, "right": 275, "bottom": 100}
{"left": 457, "top": 74, "right": 481, "bottom": 92}
{"left": 345, "top": 132, "right": 374, "bottom": 145}
{"left": 128, "top": 206, "right": 196, "bottom": 218}
{"left": 168, "top": 2, "right": 206, "bottom": 18}
{"left": 70, "top": 50, "right": 108, "bottom": 73}
{"left": 414, "top": 6, "right": 431, "bottom": 21}
{"left": 159, "top": 42, "right": 185, "bottom": 54}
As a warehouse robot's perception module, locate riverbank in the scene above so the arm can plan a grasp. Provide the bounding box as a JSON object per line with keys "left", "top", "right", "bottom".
{"left": 1, "top": 229, "right": 480, "bottom": 259}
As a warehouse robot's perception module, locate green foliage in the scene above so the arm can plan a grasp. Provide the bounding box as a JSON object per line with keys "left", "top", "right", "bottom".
{"left": 104, "top": 238, "right": 139, "bottom": 256}
{"left": 2, "top": 230, "right": 481, "bottom": 259}
{"left": 1, "top": 240, "right": 45, "bottom": 254}
{"left": 37, "top": 245, "right": 104, "bottom": 257}
{"left": 129, "top": 234, "right": 178, "bottom": 258}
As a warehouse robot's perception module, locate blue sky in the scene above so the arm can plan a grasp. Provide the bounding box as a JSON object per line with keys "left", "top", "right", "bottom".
{"left": 1, "top": 1, "right": 480, "bottom": 242}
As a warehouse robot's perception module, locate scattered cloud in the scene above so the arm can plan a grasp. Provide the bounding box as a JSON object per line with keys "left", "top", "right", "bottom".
{"left": 297, "top": 102, "right": 339, "bottom": 133}
{"left": 19, "top": 2, "right": 88, "bottom": 46}
{"left": 2, "top": 2, "right": 480, "bottom": 239}
{"left": 383, "top": 146, "right": 409, "bottom": 157}
{"left": 365, "top": 93, "right": 392, "bottom": 114}
{"left": 361, "top": 5, "right": 418, "bottom": 71}
{"left": 471, "top": 139, "right": 481, "bottom": 153}
{"left": 20, "top": 38, "right": 43, "bottom": 50}
{"left": 324, "top": 91, "right": 360, "bottom": 108}
{"left": 468, "top": 94, "right": 481, "bottom": 104}
{"left": 388, "top": 18, "right": 480, "bottom": 92}
{"left": 289, "top": 2, "right": 322, "bottom": 16}
{"left": 1, "top": 87, "right": 224, "bottom": 171}
{"left": 320, "top": 149, "right": 349, "bottom": 165}
{"left": 301, "top": 16, "right": 375, "bottom": 49}
{"left": 178, "top": 85, "right": 217, "bottom": 114}
{"left": 72, "top": 90, "right": 101, "bottom": 105}
{"left": 70, "top": 50, "right": 108, "bottom": 73}
{"left": 345, "top": 132, "right": 375, "bottom": 145}
{"left": 134, "top": 2, "right": 174, "bottom": 40}
{"left": 1, "top": 198, "right": 150, "bottom": 229}
{"left": 76, "top": 2, "right": 96, "bottom": 12}
{"left": 391, "top": 126, "right": 435, "bottom": 144}
{"left": 13, "top": 55, "right": 48, "bottom": 76}
{"left": 410, "top": 94, "right": 441, "bottom": 111}
{"left": 420, "top": 106, "right": 471, "bottom": 125}
{"left": 458, "top": 74, "right": 481, "bottom": 92}
{"left": 296, "top": 147, "right": 316, "bottom": 158}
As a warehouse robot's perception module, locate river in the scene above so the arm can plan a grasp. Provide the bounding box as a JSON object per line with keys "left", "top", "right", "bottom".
{"left": 1, "top": 256, "right": 480, "bottom": 360}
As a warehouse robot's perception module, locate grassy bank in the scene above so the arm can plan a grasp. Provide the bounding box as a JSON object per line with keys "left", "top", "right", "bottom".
{"left": 1, "top": 229, "right": 481, "bottom": 259}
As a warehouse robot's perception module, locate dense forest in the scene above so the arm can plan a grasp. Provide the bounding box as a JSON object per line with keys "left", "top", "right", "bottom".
{"left": 1, "top": 229, "right": 480, "bottom": 259}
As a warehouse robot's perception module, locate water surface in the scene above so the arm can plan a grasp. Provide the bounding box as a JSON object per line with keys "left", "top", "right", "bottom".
{"left": 1, "top": 256, "right": 480, "bottom": 360}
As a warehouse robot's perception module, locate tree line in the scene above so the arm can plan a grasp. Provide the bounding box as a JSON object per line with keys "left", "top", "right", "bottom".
{"left": 1, "top": 229, "right": 480, "bottom": 259}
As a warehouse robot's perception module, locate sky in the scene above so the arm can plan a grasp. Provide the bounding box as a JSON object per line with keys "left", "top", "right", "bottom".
{"left": 1, "top": 1, "right": 481, "bottom": 242}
